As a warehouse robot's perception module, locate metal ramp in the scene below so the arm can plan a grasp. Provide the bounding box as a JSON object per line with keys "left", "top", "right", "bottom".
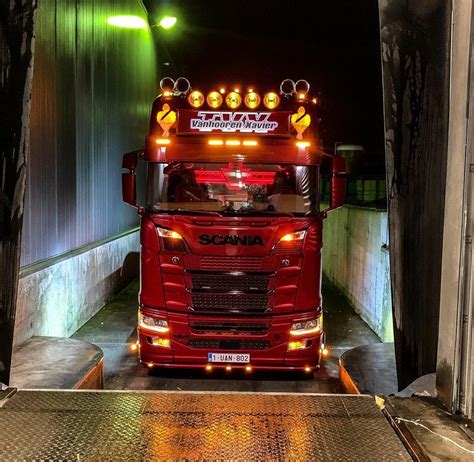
{"left": 0, "top": 390, "right": 410, "bottom": 460}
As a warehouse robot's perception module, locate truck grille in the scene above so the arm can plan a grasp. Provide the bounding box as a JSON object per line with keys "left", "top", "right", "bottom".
{"left": 190, "top": 322, "right": 270, "bottom": 335}
{"left": 191, "top": 293, "right": 269, "bottom": 313}
{"left": 191, "top": 274, "right": 270, "bottom": 292}
{"left": 200, "top": 256, "right": 262, "bottom": 271}
{"left": 187, "top": 339, "right": 271, "bottom": 350}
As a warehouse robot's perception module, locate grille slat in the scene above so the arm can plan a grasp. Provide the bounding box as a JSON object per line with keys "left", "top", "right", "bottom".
{"left": 191, "top": 293, "right": 269, "bottom": 313}
{"left": 187, "top": 339, "right": 271, "bottom": 350}
{"left": 190, "top": 322, "right": 269, "bottom": 335}
{"left": 200, "top": 256, "right": 262, "bottom": 271}
{"left": 191, "top": 274, "right": 270, "bottom": 292}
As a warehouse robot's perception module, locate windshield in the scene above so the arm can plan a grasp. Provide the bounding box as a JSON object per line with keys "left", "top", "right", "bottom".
{"left": 145, "top": 162, "right": 319, "bottom": 216}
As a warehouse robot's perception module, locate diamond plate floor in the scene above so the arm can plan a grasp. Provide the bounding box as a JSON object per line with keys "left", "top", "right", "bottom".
{"left": 0, "top": 390, "right": 410, "bottom": 460}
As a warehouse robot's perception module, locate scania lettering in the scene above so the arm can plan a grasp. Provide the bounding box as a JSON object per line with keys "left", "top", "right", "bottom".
{"left": 122, "top": 78, "right": 346, "bottom": 374}
{"left": 198, "top": 234, "right": 264, "bottom": 246}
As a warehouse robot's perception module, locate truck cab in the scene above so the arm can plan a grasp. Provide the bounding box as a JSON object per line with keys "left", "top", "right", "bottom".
{"left": 122, "top": 78, "right": 346, "bottom": 373}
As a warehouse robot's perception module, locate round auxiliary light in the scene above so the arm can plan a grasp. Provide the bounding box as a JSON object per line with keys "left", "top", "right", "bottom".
{"left": 188, "top": 90, "right": 205, "bottom": 108}
{"left": 263, "top": 92, "right": 280, "bottom": 109}
{"left": 207, "top": 91, "right": 223, "bottom": 108}
{"left": 174, "top": 77, "right": 191, "bottom": 95}
{"left": 244, "top": 92, "right": 261, "bottom": 109}
{"left": 295, "top": 79, "right": 310, "bottom": 95}
{"left": 280, "top": 79, "right": 296, "bottom": 97}
{"left": 160, "top": 76, "right": 175, "bottom": 93}
{"left": 226, "top": 91, "right": 242, "bottom": 109}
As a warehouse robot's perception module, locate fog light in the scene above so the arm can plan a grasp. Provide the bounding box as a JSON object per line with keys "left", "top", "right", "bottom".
{"left": 288, "top": 340, "right": 308, "bottom": 351}
{"left": 152, "top": 338, "right": 171, "bottom": 348}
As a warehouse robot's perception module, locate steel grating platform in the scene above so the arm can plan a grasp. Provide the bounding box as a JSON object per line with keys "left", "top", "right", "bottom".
{"left": 0, "top": 390, "right": 410, "bottom": 460}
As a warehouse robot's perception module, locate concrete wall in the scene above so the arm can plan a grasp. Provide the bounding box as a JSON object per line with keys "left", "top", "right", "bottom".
{"left": 14, "top": 231, "right": 139, "bottom": 346}
{"left": 322, "top": 205, "right": 393, "bottom": 342}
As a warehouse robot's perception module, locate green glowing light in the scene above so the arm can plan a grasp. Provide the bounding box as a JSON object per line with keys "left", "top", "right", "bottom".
{"left": 107, "top": 16, "right": 148, "bottom": 29}
{"left": 158, "top": 16, "right": 177, "bottom": 29}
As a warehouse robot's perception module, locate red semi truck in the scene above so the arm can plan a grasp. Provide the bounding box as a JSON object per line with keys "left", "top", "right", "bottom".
{"left": 122, "top": 78, "right": 346, "bottom": 374}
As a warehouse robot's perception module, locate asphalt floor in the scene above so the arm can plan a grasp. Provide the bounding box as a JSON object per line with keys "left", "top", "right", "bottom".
{"left": 73, "top": 279, "right": 380, "bottom": 393}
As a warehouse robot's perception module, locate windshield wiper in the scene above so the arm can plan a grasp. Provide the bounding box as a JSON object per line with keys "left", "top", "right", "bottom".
{"left": 151, "top": 208, "right": 223, "bottom": 217}
{"left": 220, "top": 210, "right": 295, "bottom": 217}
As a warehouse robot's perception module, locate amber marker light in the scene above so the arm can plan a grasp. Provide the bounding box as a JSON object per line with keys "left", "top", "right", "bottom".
{"left": 263, "top": 92, "right": 280, "bottom": 109}
{"left": 242, "top": 140, "right": 258, "bottom": 146}
{"left": 288, "top": 340, "right": 307, "bottom": 351}
{"left": 245, "top": 365, "right": 252, "bottom": 373}
{"left": 152, "top": 338, "right": 171, "bottom": 348}
{"left": 157, "top": 228, "right": 183, "bottom": 240}
{"left": 156, "top": 138, "right": 171, "bottom": 145}
{"left": 188, "top": 90, "right": 205, "bottom": 108}
{"left": 296, "top": 141, "right": 311, "bottom": 148}
{"left": 147, "top": 362, "right": 154, "bottom": 368}
{"left": 208, "top": 139, "right": 224, "bottom": 146}
{"left": 298, "top": 93, "right": 306, "bottom": 100}
{"left": 304, "top": 366, "right": 312, "bottom": 373}
{"left": 225, "top": 365, "right": 232, "bottom": 371}
{"left": 225, "top": 140, "right": 241, "bottom": 146}
{"left": 245, "top": 91, "right": 261, "bottom": 109}
{"left": 219, "top": 87, "right": 226, "bottom": 94}
{"left": 205, "top": 365, "right": 213, "bottom": 372}
{"left": 130, "top": 343, "right": 138, "bottom": 352}
{"left": 207, "top": 91, "right": 223, "bottom": 108}
{"left": 234, "top": 88, "right": 240, "bottom": 93}
{"left": 226, "top": 91, "right": 242, "bottom": 109}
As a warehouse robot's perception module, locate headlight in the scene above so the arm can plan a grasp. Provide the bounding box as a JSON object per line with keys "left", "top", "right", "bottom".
{"left": 156, "top": 227, "right": 183, "bottom": 239}
{"left": 290, "top": 317, "right": 322, "bottom": 336}
{"left": 138, "top": 312, "right": 169, "bottom": 333}
{"left": 279, "top": 230, "right": 306, "bottom": 243}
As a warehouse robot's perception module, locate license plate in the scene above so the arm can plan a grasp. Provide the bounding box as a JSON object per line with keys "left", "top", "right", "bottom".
{"left": 208, "top": 353, "right": 250, "bottom": 363}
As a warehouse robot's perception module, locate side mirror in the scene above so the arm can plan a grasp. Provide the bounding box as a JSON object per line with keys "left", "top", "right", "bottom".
{"left": 324, "top": 154, "right": 347, "bottom": 213}
{"left": 122, "top": 150, "right": 142, "bottom": 209}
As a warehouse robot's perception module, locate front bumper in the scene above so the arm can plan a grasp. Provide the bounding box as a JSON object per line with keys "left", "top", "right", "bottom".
{"left": 137, "top": 310, "right": 323, "bottom": 372}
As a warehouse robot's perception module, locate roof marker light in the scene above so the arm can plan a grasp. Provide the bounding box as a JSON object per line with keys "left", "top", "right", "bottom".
{"left": 242, "top": 140, "right": 258, "bottom": 146}
{"left": 156, "top": 138, "right": 171, "bottom": 145}
{"left": 188, "top": 90, "right": 205, "bottom": 108}
{"left": 207, "top": 91, "right": 223, "bottom": 108}
{"left": 245, "top": 92, "right": 261, "bottom": 109}
{"left": 296, "top": 141, "right": 310, "bottom": 148}
{"left": 226, "top": 92, "right": 242, "bottom": 109}
{"left": 225, "top": 140, "right": 241, "bottom": 146}
{"left": 263, "top": 92, "right": 280, "bottom": 109}
{"left": 208, "top": 139, "right": 224, "bottom": 146}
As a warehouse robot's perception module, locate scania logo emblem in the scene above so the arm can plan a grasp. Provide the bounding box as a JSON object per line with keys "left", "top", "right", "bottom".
{"left": 199, "top": 234, "right": 264, "bottom": 246}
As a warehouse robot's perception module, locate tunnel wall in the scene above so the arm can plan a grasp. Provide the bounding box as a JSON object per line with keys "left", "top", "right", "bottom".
{"left": 15, "top": 0, "right": 156, "bottom": 344}
{"left": 322, "top": 205, "right": 393, "bottom": 342}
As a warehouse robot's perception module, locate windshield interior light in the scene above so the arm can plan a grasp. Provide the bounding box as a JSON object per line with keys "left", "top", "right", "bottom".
{"left": 280, "top": 230, "right": 306, "bottom": 242}
{"left": 157, "top": 227, "right": 183, "bottom": 239}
